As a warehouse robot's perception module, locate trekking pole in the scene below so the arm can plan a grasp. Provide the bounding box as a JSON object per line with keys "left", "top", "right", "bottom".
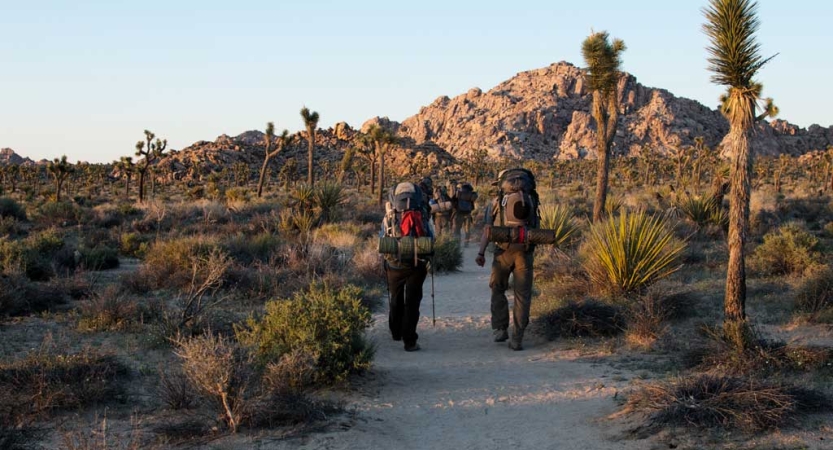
{"left": 431, "top": 254, "right": 436, "bottom": 326}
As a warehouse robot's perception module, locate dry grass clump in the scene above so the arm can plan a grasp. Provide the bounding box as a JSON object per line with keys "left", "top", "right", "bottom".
{"left": 432, "top": 235, "right": 463, "bottom": 273}
{"left": 0, "top": 338, "right": 129, "bottom": 432}
{"left": 623, "top": 374, "right": 830, "bottom": 432}
{"left": 141, "top": 235, "right": 218, "bottom": 289}
{"left": 535, "top": 299, "right": 624, "bottom": 340}
{"left": 794, "top": 265, "right": 833, "bottom": 322}
{"left": 76, "top": 285, "right": 140, "bottom": 332}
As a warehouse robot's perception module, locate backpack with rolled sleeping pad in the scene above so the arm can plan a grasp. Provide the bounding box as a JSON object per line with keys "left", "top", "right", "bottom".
{"left": 379, "top": 182, "right": 434, "bottom": 263}
{"left": 431, "top": 186, "right": 453, "bottom": 215}
{"left": 455, "top": 182, "right": 477, "bottom": 213}
{"left": 487, "top": 168, "right": 559, "bottom": 248}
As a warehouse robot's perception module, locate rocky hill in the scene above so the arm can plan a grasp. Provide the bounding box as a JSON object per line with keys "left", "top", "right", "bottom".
{"left": 0, "top": 148, "right": 37, "bottom": 166}
{"left": 386, "top": 61, "right": 833, "bottom": 159}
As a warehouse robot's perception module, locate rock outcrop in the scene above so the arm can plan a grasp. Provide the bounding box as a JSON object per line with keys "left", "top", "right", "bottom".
{"left": 0, "top": 148, "right": 36, "bottom": 166}
{"left": 388, "top": 61, "right": 832, "bottom": 159}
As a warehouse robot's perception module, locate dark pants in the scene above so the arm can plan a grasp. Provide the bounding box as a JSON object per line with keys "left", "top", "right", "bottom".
{"left": 386, "top": 262, "right": 428, "bottom": 346}
{"left": 434, "top": 214, "right": 451, "bottom": 235}
{"left": 489, "top": 247, "right": 534, "bottom": 332}
{"left": 452, "top": 211, "right": 473, "bottom": 241}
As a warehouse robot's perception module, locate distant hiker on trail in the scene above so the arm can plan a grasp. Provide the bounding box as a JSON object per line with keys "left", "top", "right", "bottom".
{"left": 379, "top": 178, "right": 435, "bottom": 352}
{"left": 451, "top": 181, "right": 478, "bottom": 245}
{"left": 475, "top": 168, "right": 540, "bottom": 351}
{"left": 430, "top": 184, "right": 453, "bottom": 236}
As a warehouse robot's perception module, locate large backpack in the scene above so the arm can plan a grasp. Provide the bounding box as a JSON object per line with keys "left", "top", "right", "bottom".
{"left": 455, "top": 183, "right": 477, "bottom": 213}
{"left": 381, "top": 182, "right": 434, "bottom": 264}
{"left": 384, "top": 182, "right": 430, "bottom": 238}
{"left": 495, "top": 168, "right": 540, "bottom": 229}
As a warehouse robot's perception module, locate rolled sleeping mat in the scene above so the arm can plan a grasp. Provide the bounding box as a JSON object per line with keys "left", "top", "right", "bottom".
{"left": 430, "top": 201, "right": 453, "bottom": 214}
{"left": 378, "top": 236, "right": 434, "bottom": 255}
{"left": 487, "top": 226, "right": 559, "bottom": 245}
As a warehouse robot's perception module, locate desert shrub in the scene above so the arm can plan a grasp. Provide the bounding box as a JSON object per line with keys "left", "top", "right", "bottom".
{"left": 538, "top": 203, "right": 580, "bottom": 249}
{"left": 186, "top": 185, "right": 205, "bottom": 201}
{"left": 175, "top": 332, "right": 254, "bottom": 433}
{"left": 238, "top": 283, "right": 373, "bottom": 383}
{"left": 0, "top": 341, "right": 129, "bottom": 427}
{"left": 432, "top": 235, "right": 463, "bottom": 273}
{"left": 0, "top": 229, "right": 68, "bottom": 281}
{"left": 582, "top": 210, "right": 685, "bottom": 298}
{"left": 80, "top": 246, "right": 119, "bottom": 271}
{"left": 0, "top": 274, "right": 65, "bottom": 317}
{"left": 314, "top": 182, "right": 346, "bottom": 223}
{"left": 225, "top": 187, "right": 251, "bottom": 204}
{"left": 289, "top": 183, "right": 316, "bottom": 212}
{"left": 604, "top": 195, "right": 624, "bottom": 216}
{"left": 222, "top": 232, "right": 283, "bottom": 266}
{"left": 76, "top": 286, "right": 139, "bottom": 332}
{"left": 60, "top": 417, "right": 147, "bottom": 450}
{"left": 37, "top": 201, "right": 85, "bottom": 227}
{"left": 794, "top": 266, "right": 833, "bottom": 321}
{"left": 119, "top": 232, "right": 148, "bottom": 258}
{"left": 535, "top": 299, "right": 624, "bottom": 340}
{"left": 0, "top": 197, "right": 26, "bottom": 221}
{"left": 749, "top": 222, "right": 821, "bottom": 277}
{"left": 141, "top": 236, "right": 217, "bottom": 288}
{"left": 157, "top": 367, "right": 196, "bottom": 410}
{"left": 622, "top": 374, "right": 830, "bottom": 432}
{"left": 624, "top": 288, "right": 674, "bottom": 349}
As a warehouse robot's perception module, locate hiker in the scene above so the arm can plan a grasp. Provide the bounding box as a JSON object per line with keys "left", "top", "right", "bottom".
{"left": 381, "top": 179, "right": 434, "bottom": 352}
{"left": 451, "top": 181, "right": 478, "bottom": 244}
{"left": 475, "top": 168, "right": 540, "bottom": 351}
{"left": 430, "top": 184, "right": 453, "bottom": 235}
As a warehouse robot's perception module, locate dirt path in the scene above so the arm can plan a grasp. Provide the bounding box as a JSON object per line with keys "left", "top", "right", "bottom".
{"left": 262, "top": 246, "right": 641, "bottom": 450}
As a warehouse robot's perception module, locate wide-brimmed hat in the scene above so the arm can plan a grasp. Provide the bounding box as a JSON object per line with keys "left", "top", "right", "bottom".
{"left": 491, "top": 169, "right": 509, "bottom": 186}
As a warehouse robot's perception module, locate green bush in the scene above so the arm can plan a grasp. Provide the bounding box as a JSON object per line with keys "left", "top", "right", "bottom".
{"left": 432, "top": 235, "right": 463, "bottom": 273}
{"left": 80, "top": 246, "right": 119, "bottom": 271}
{"left": 36, "top": 201, "right": 84, "bottom": 227}
{"left": 238, "top": 283, "right": 373, "bottom": 383}
{"left": 142, "top": 236, "right": 217, "bottom": 287}
{"left": 582, "top": 210, "right": 685, "bottom": 298}
{"left": 0, "top": 197, "right": 26, "bottom": 221}
{"left": 0, "top": 230, "right": 67, "bottom": 281}
{"left": 749, "top": 222, "right": 821, "bottom": 277}
{"left": 0, "top": 274, "right": 65, "bottom": 317}
{"left": 222, "top": 232, "right": 283, "bottom": 266}
{"left": 674, "top": 194, "right": 724, "bottom": 229}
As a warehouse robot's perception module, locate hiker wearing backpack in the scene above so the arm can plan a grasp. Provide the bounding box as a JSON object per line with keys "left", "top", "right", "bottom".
{"left": 430, "top": 184, "right": 453, "bottom": 236}
{"left": 475, "top": 168, "right": 540, "bottom": 351}
{"left": 380, "top": 178, "right": 435, "bottom": 352}
{"left": 451, "top": 181, "right": 478, "bottom": 244}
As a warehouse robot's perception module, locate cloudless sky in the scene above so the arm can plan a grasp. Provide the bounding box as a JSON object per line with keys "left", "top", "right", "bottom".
{"left": 1, "top": 1, "right": 830, "bottom": 163}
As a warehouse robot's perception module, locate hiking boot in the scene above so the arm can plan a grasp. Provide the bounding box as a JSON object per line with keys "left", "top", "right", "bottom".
{"left": 404, "top": 342, "right": 421, "bottom": 352}
{"left": 391, "top": 333, "right": 402, "bottom": 342}
{"left": 509, "top": 328, "right": 524, "bottom": 351}
{"left": 493, "top": 328, "right": 509, "bottom": 342}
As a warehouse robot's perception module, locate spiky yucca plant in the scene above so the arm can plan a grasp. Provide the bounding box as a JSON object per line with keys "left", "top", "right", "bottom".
{"left": 538, "top": 204, "right": 580, "bottom": 249}
{"left": 675, "top": 194, "right": 722, "bottom": 229}
{"left": 314, "top": 182, "right": 346, "bottom": 223}
{"left": 583, "top": 210, "right": 686, "bottom": 297}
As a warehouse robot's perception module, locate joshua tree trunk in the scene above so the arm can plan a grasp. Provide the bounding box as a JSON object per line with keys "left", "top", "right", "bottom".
{"left": 724, "top": 114, "right": 753, "bottom": 349}
{"left": 307, "top": 131, "right": 315, "bottom": 186}
{"left": 378, "top": 151, "right": 385, "bottom": 206}
{"left": 138, "top": 170, "right": 147, "bottom": 203}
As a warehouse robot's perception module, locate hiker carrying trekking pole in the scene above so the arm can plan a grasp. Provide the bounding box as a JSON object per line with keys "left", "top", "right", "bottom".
{"left": 379, "top": 177, "right": 436, "bottom": 352}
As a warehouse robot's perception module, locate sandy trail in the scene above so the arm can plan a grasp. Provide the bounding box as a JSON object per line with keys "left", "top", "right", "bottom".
{"left": 265, "top": 246, "right": 640, "bottom": 450}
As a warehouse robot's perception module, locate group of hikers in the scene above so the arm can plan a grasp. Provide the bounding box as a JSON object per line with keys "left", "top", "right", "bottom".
{"left": 380, "top": 168, "right": 540, "bottom": 353}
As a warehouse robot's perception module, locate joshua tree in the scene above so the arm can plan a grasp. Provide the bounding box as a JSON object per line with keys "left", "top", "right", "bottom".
{"left": 366, "top": 124, "right": 398, "bottom": 205}
{"left": 116, "top": 156, "right": 135, "bottom": 200}
{"left": 5, "top": 164, "right": 19, "bottom": 193}
{"left": 257, "top": 122, "right": 291, "bottom": 198}
{"left": 704, "top": 0, "right": 777, "bottom": 349}
{"left": 354, "top": 132, "right": 378, "bottom": 194}
{"left": 300, "top": 107, "right": 320, "bottom": 186}
{"left": 582, "top": 31, "right": 626, "bottom": 223}
{"left": 338, "top": 146, "right": 356, "bottom": 185}
{"left": 135, "top": 130, "right": 167, "bottom": 203}
{"left": 47, "top": 155, "right": 73, "bottom": 202}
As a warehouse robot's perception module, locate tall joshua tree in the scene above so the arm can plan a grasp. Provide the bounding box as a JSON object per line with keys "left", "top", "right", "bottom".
{"left": 135, "top": 130, "right": 167, "bottom": 203}
{"left": 582, "top": 31, "right": 626, "bottom": 223}
{"left": 47, "top": 155, "right": 73, "bottom": 202}
{"left": 704, "top": 0, "right": 777, "bottom": 349}
{"left": 300, "top": 107, "right": 320, "bottom": 186}
{"left": 367, "top": 124, "right": 398, "bottom": 205}
{"left": 116, "top": 156, "right": 135, "bottom": 200}
{"left": 257, "top": 122, "right": 291, "bottom": 198}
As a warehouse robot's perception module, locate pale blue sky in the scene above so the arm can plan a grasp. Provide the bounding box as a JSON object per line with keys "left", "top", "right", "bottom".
{"left": 1, "top": 1, "right": 829, "bottom": 163}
